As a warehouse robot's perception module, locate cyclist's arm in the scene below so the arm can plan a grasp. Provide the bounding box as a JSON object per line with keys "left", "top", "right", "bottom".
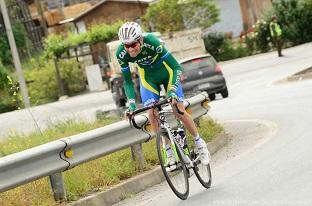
{"left": 164, "top": 53, "right": 182, "bottom": 92}
{"left": 121, "top": 66, "right": 136, "bottom": 103}
{"left": 148, "top": 34, "right": 182, "bottom": 92}
{"left": 116, "top": 48, "right": 136, "bottom": 103}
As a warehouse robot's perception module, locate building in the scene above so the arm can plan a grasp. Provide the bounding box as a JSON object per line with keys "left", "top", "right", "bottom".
{"left": 66, "top": 0, "right": 154, "bottom": 34}
{"left": 26, "top": 0, "right": 155, "bottom": 34}
{"left": 206, "top": 0, "right": 272, "bottom": 37}
{"left": 25, "top": 0, "right": 156, "bottom": 67}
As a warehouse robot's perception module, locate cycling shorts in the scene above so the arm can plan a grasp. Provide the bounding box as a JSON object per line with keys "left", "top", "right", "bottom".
{"left": 140, "top": 81, "right": 184, "bottom": 107}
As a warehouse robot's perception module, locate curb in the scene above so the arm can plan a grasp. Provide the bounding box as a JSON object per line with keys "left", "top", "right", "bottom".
{"left": 68, "top": 131, "right": 229, "bottom": 206}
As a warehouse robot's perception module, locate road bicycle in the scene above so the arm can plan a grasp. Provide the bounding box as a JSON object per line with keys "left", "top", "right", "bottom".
{"left": 128, "top": 98, "right": 212, "bottom": 200}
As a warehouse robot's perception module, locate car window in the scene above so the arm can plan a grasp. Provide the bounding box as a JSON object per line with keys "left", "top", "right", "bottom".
{"left": 181, "top": 57, "right": 215, "bottom": 72}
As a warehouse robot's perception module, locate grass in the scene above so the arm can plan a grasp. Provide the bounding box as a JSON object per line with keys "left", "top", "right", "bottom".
{"left": 0, "top": 116, "right": 223, "bottom": 206}
{"left": 0, "top": 117, "right": 119, "bottom": 157}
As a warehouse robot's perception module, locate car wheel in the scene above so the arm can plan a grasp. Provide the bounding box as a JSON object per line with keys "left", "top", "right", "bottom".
{"left": 120, "top": 98, "right": 127, "bottom": 107}
{"left": 208, "top": 93, "right": 216, "bottom": 101}
{"left": 221, "top": 87, "right": 229, "bottom": 98}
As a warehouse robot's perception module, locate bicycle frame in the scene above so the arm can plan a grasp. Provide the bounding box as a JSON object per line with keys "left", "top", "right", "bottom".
{"left": 129, "top": 98, "right": 198, "bottom": 168}
{"left": 158, "top": 110, "right": 194, "bottom": 168}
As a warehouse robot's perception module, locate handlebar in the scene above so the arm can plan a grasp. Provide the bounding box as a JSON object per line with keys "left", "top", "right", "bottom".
{"left": 128, "top": 98, "right": 184, "bottom": 130}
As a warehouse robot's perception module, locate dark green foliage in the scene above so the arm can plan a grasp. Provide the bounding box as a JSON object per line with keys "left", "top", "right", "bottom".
{"left": 272, "top": 0, "right": 312, "bottom": 45}
{"left": 43, "top": 21, "right": 122, "bottom": 58}
{"left": 204, "top": 32, "right": 249, "bottom": 61}
{"left": 0, "top": 63, "right": 21, "bottom": 113}
{"left": 25, "top": 58, "right": 86, "bottom": 105}
{"left": 143, "top": 0, "right": 219, "bottom": 32}
{"left": 254, "top": 20, "right": 271, "bottom": 53}
{"left": 0, "top": 22, "right": 28, "bottom": 65}
{"left": 0, "top": 64, "right": 9, "bottom": 89}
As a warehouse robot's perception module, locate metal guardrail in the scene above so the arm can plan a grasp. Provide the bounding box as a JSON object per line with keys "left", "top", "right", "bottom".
{"left": 0, "top": 92, "right": 210, "bottom": 196}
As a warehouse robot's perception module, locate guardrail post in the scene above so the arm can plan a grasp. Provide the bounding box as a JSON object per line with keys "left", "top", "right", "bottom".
{"left": 194, "top": 118, "right": 200, "bottom": 127}
{"left": 49, "top": 173, "right": 66, "bottom": 202}
{"left": 131, "top": 143, "right": 145, "bottom": 170}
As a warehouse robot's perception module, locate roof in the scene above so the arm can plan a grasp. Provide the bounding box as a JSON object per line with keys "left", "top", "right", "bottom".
{"left": 67, "top": 0, "right": 156, "bottom": 23}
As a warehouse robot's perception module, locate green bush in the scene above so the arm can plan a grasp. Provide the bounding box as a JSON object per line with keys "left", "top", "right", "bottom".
{"left": 253, "top": 20, "right": 271, "bottom": 53}
{"left": 142, "top": 0, "right": 219, "bottom": 32}
{"left": 0, "top": 64, "right": 22, "bottom": 113}
{"left": 25, "top": 61, "right": 59, "bottom": 105}
{"left": 0, "top": 64, "right": 9, "bottom": 90}
{"left": 43, "top": 21, "right": 122, "bottom": 58}
{"left": 0, "top": 22, "right": 29, "bottom": 65}
{"left": 58, "top": 59, "right": 86, "bottom": 95}
{"left": 0, "top": 95, "right": 18, "bottom": 113}
{"left": 204, "top": 32, "right": 249, "bottom": 61}
{"left": 203, "top": 32, "right": 227, "bottom": 58}
{"left": 272, "top": 0, "right": 312, "bottom": 45}
{"left": 25, "top": 58, "right": 86, "bottom": 105}
{"left": 242, "top": 33, "right": 256, "bottom": 55}
{"left": 241, "top": 19, "right": 271, "bottom": 54}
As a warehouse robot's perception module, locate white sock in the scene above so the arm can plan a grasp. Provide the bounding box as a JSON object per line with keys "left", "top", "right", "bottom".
{"left": 194, "top": 134, "right": 201, "bottom": 144}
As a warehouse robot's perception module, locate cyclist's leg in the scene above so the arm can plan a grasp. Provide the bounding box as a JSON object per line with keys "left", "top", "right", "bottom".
{"left": 141, "top": 84, "right": 177, "bottom": 169}
{"left": 171, "top": 84, "right": 211, "bottom": 165}
{"left": 169, "top": 84, "right": 198, "bottom": 137}
{"left": 140, "top": 81, "right": 161, "bottom": 133}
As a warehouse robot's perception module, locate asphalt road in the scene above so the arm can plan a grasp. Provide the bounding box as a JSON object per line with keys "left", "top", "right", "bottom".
{"left": 113, "top": 43, "right": 312, "bottom": 206}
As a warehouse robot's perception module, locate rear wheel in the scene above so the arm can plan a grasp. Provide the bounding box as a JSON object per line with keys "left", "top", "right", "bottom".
{"left": 156, "top": 133, "right": 189, "bottom": 200}
{"left": 220, "top": 87, "right": 229, "bottom": 98}
{"left": 208, "top": 93, "right": 216, "bottom": 101}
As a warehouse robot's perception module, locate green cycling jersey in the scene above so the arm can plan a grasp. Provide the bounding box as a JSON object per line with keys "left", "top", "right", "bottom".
{"left": 116, "top": 33, "right": 182, "bottom": 102}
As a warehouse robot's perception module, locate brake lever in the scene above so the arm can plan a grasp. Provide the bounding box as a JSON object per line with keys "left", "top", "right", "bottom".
{"left": 175, "top": 104, "right": 184, "bottom": 115}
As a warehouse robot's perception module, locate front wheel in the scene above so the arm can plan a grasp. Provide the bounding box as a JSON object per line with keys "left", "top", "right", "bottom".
{"left": 156, "top": 133, "right": 189, "bottom": 200}
{"left": 193, "top": 152, "right": 212, "bottom": 188}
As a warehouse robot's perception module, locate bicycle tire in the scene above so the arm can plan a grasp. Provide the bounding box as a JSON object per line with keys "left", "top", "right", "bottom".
{"left": 156, "top": 133, "right": 189, "bottom": 200}
{"left": 193, "top": 156, "right": 212, "bottom": 188}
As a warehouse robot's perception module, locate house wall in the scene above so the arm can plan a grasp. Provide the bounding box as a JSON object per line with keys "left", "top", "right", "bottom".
{"left": 207, "top": 0, "right": 243, "bottom": 37}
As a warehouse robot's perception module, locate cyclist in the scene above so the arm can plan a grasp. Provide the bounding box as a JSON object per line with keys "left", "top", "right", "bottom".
{"left": 116, "top": 22, "right": 210, "bottom": 170}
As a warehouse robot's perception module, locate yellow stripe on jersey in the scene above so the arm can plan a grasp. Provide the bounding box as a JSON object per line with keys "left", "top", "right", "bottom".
{"left": 151, "top": 54, "right": 159, "bottom": 64}
{"left": 138, "top": 66, "right": 159, "bottom": 95}
{"left": 163, "top": 61, "right": 173, "bottom": 91}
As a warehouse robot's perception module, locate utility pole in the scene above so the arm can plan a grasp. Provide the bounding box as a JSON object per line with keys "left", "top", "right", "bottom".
{"left": 0, "top": 0, "right": 31, "bottom": 108}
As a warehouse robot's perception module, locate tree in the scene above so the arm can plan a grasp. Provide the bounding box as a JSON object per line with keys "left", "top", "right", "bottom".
{"left": 0, "top": 63, "right": 21, "bottom": 113}
{"left": 0, "top": 22, "right": 28, "bottom": 65}
{"left": 272, "top": 0, "right": 312, "bottom": 45}
{"left": 143, "top": 0, "right": 219, "bottom": 32}
{"left": 0, "top": 63, "right": 9, "bottom": 89}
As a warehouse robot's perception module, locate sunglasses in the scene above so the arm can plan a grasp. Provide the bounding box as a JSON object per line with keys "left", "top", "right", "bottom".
{"left": 124, "top": 41, "right": 139, "bottom": 49}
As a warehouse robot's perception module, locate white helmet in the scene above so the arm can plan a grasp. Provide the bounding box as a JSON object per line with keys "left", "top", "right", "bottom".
{"left": 118, "top": 22, "right": 142, "bottom": 44}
